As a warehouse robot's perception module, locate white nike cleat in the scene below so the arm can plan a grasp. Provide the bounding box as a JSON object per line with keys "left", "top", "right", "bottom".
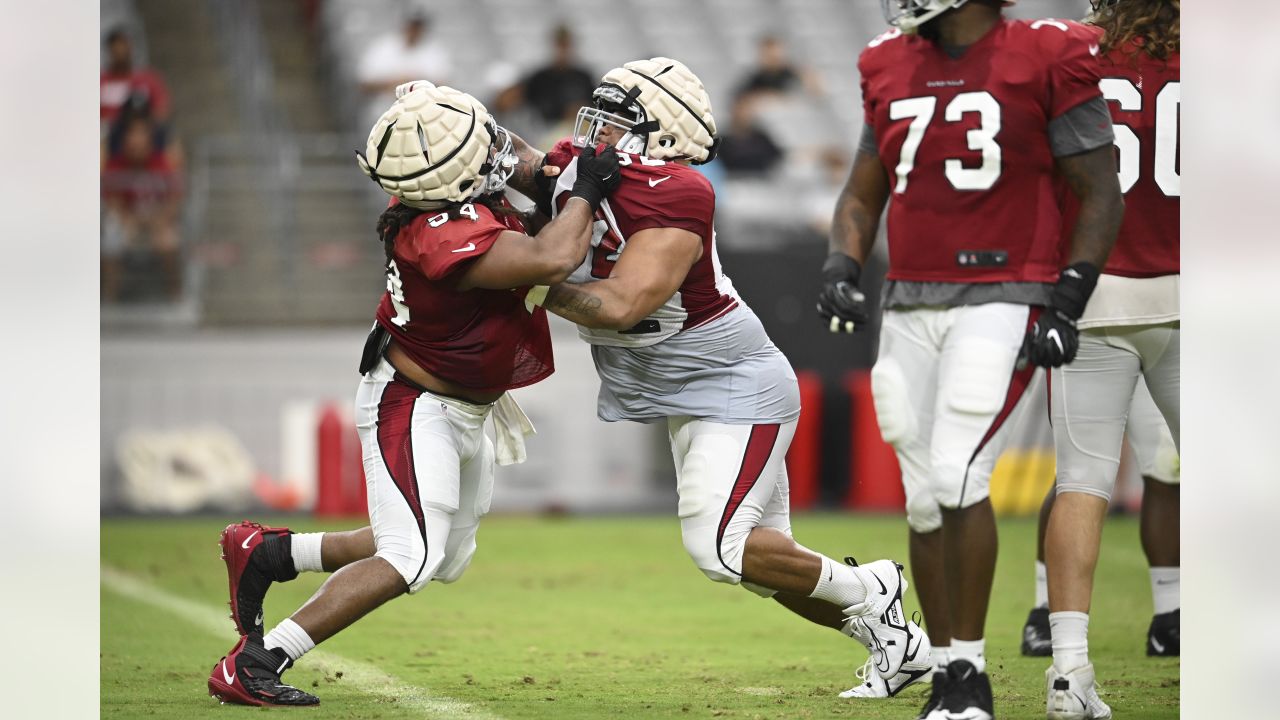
{"left": 840, "top": 620, "right": 932, "bottom": 698}
{"left": 1046, "top": 663, "right": 1112, "bottom": 720}
{"left": 840, "top": 558, "right": 911, "bottom": 678}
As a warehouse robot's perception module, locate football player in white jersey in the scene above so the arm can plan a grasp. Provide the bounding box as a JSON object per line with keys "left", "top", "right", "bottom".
{"left": 514, "top": 57, "right": 929, "bottom": 686}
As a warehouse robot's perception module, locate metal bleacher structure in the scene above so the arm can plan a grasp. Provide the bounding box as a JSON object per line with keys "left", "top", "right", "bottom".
{"left": 110, "top": 0, "right": 1084, "bottom": 328}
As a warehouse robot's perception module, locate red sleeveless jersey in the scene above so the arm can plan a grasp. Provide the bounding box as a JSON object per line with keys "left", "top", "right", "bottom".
{"left": 859, "top": 18, "right": 1104, "bottom": 284}
{"left": 1069, "top": 44, "right": 1179, "bottom": 277}
{"left": 374, "top": 199, "right": 554, "bottom": 393}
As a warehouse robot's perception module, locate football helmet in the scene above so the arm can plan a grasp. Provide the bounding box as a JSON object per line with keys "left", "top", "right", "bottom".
{"left": 881, "top": 0, "right": 1016, "bottom": 34}
{"left": 572, "top": 57, "right": 719, "bottom": 164}
{"left": 356, "top": 85, "right": 517, "bottom": 209}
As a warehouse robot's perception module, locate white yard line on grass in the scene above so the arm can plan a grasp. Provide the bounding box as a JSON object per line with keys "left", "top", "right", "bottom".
{"left": 101, "top": 565, "right": 503, "bottom": 719}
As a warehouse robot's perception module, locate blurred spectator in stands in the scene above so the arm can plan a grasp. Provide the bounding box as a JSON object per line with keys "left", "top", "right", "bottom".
{"left": 717, "top": 94, "right": 784, "bottom": 176}
{"left": 493, "top": 24, "right": 595, "bottom": 139}
{"left": 104, "top": 91, "right": 184, "bottom": 172}
{"left": 102, "top": 114, "right": 184, "bottom": 302}
{"left": 805, "top": 147, "right": 853, "bottom": 237}
{"left": 734, "top": 35, "right": 822, "bottom": 101}
{"left": 101, "top": 27, "right": 171, "bottom": 130}
{"left": 357, "top": 10, "right": 452, "bottom": 100}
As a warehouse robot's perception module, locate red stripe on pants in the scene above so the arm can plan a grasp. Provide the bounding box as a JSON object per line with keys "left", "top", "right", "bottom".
{"left": 715, "top": 423, "right": 780, "bottom": 576}
{"left": 957, "top": 308, "right": 1041, "bottom": 506}
{"left": 376, "top": 380, "right": 427, "bottom": 543}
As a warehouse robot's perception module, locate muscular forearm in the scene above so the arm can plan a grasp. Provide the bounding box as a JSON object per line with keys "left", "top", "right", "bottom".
{"left": 543, "top": 281, "right": 632, "bottom": 330}
{"left": 828, "top": 150, "right": 888, "bottom": 262}
{"left": 829, "top": 195, "right": 881, "bottom": 263}
{"left": 1058, "top": 146, "right": 1124, "bottom": 268}
{"left": 532, "top": 198, "right": 594, "bottom": 279}
{"left": 506, "top": 130, "right": 549, "bottom": 201}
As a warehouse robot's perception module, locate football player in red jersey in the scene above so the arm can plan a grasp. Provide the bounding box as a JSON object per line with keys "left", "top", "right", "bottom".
{"left": 1041, "top": 2, "right": 1179, "bottom": 717}
{"left": 511, "top": 57, "right": 927, "bottom": 688}
{"left": 820, "top": 1, "right": 1124, "bottom": 717}
{"left": 206, "top": 85, "right": 620, "bottom": 707}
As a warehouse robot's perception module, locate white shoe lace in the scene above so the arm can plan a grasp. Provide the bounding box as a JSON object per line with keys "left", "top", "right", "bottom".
{"left": 854, "top": 657, "right": 874, "bottom": 683}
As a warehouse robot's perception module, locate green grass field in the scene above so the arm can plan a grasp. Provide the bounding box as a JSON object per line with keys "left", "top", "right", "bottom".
{"left": 102, "top": 514, "right": 1178, "bottom": 718}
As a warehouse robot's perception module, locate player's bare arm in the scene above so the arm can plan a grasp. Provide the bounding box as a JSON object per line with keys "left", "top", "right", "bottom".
{"left": 457, "top": 199, "right": 595, "bottom": 291}
{"left": 543, "top": 226, "right": 702, "bottom": 330}
{"left": 1055, "top": 144, "right": 1125, "bottom": 268}
{"left": 505, "top": 130, "right": 559, "bottom": 202}
{"left": 459, "top": 145, "right": 621, "bottom": 291}
{"left": 818, "top": 148, "right": 887, "bottom": 333}
{"left": 828, "top": 148, "right": 890, "bottom": 262}
{"left": 1023, "top": 145, "right": 1125, "bottom": 368}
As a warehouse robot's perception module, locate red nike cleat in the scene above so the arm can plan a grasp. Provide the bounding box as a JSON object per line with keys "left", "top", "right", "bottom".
{"left": 207, "top": 634, "right": 319, "bottom": 706}
{"left": 220, "top": 521, "right": 296, "bottom": 636}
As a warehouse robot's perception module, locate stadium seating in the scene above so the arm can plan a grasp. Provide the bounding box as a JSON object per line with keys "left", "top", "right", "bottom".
{"left": 318, "top": 0, "right": 1086, "bottom": 250}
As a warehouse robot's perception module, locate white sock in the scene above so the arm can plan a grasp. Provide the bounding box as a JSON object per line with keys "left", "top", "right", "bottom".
{"left": 290, "top": 532, "right": 325, "bottom": 573}
{"left": 811, "top": 555, "right": 869, "bottom": 609}
{"left": 950, "top": 638, "right": 986, "bottom": 673}
{"left": 932, "top": 645, "right": 951, "bottom": 677}
{"left": 1034, "top": 560, "right": 1049, "bottom": 609}
{"left": 1150, "top": 567, "right": 1179, "bottom": 615}
{"left": 1050, "top": 611, "right": 1090, "bottom": 674}
{"left": 263, "top": 618, "right": 316, "bottom": 662}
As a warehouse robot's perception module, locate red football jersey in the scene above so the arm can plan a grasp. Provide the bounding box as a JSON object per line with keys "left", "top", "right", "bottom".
{"left": 101, "top": 152, "right": 182, "bottom": 209}
{"left": 860, "top": 18, "right": 1104, "bottom": 284}
{"left": 100, "top": 69, "right": 171, "bottom": 121}
{"left": 545, "top": 139, "right": 738, "bottom": 344}
{"left": 1085, "top": 45, "right": 1179, "bottom": 277}
{"left": 374, "top": 199, "right": 554, "bottom": 393}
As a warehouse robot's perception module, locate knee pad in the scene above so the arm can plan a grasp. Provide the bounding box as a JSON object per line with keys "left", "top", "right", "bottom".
{"left": 375, "top": 524, "right": 447, "bottom": 595}
{"left": 872, "top": 360, "right": 916, "bottom": 445}
{"left": 904, "top": 481, "right": 942, "bottom": 533}
{"left": 740, "top": 581, "right": 777, "bottom": 598}
{"left": 433, "top": 537, "right": 476, "bottom": 584}
{"left": 681, "top": 522, "right": 744, "bottom": 587}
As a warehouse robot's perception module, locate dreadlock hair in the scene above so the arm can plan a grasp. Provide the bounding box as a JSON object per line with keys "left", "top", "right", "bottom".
{"left": 1091, "top": 0, "right": 1179, "bottom": 62}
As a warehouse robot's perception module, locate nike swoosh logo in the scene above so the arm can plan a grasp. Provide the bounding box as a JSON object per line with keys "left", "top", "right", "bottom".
{"left": 254, "top": 611, "right": 264, "bottom": 627}
{"left": 1047, "top": 328, "right": 1064, "bottom": 354}
{"left": 902, "top": 629, "right": 923, "bottom": 662}
{"left": 222, "top": 659, "right": 235, "bottom": 685}
{"left": 888, "top": 666, "right": 930, "bottom": 696}
{"left": 1150, "top": 636, "right": 1165, "bottom": 653}
{"left": 240, "top": 530, "right": 260, "bottom": 550}
{"left": 874, "top": 574, "right": 888, "bottom": 595}
{"left": 648, "top": 176, "right": 671, "bottom": 187}
{"left": 451, "top": 242, "right": 477, "bottom": 253}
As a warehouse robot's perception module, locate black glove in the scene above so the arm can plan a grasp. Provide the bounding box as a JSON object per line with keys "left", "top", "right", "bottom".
{"left": 817, "top": 252, "right": 870, "bottom": 333}
{"left": 1021, "top": 261, "right": 1100, "bottom": 368}
{"left": 569, "top": 144, "right": 621, "bottom": 211}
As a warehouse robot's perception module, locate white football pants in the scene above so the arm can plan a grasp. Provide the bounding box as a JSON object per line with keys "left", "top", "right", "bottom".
{"left": 872, "top": 303, "right": 1039, "bottom": 533}
{"left": 1052, "top": 323, "right": 1180, "bottom": 501}
{"left": 1127, "top": 379, "right": 1179, "bottom": 485}
{"left": 355, "top": 358, "right": 495, "bottom": 594}
{"left": 669, "top": 417, "right": 797, "bottom": 597}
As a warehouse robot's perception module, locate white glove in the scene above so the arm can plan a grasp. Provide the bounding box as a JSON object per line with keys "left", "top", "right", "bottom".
{"left": 395, "top": 80, "right": 436, "bottom": 100}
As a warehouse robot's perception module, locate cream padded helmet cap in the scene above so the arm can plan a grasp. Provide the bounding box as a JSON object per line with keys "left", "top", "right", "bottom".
{"left": 356, "top": 85, "right": 493, "bottom": 208}
{"left": 600, "top": 57, "right": 718, "bottom": 163}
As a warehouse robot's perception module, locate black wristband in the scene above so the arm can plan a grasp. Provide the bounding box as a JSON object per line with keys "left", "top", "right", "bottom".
{"left": 1050, "top": 261, "right": 1100, "bottom": 320}
{"left": 568, "top": 182, "right": 605, "bottom": 211}
{"left": 822, "top": 252, "right": 862, "bottom": 285}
